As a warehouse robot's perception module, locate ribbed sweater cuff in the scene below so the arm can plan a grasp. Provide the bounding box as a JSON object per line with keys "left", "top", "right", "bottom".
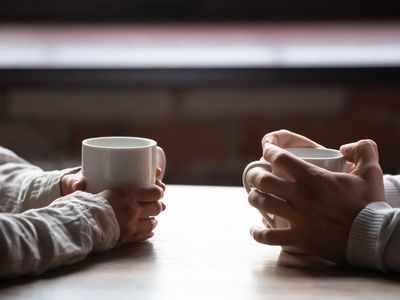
{"left": 346, "top": 201, "right": 393, "bottom": 271}
{"left": 384, "top": 175, "right": 400, "bottom": 208}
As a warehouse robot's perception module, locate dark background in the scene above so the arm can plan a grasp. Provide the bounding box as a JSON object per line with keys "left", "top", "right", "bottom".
{"left": 1, "top": 0, "right": 400, "bottom": 22}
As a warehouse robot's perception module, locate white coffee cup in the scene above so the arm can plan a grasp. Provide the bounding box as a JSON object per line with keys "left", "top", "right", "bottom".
{"left": 82, "top": 136, "right": 166, "bottom": 193}
{"left": 243, "top": 147, "right": 346, "bottom": 254}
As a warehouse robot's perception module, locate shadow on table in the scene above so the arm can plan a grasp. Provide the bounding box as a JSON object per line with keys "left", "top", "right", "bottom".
{"left": 0, "top": 241, "right": 155, "bottom": 288}
{"left": 271, "top": 250, "right": 400, "bottom": 282}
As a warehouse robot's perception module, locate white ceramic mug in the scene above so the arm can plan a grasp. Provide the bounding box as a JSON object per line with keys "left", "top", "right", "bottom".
{"left": 82, "top": 136, "right": 166, "bottom": 193}
{"left": 243, "top": 147, "right": 346, "bottom": 254}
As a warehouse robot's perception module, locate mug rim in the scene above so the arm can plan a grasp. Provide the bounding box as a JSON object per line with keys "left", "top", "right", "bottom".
{"left": 82, "top": 136, "right": 157, "bottom": 149}
{"left": 285, "top": 147, "right": 343, "bottom": 160}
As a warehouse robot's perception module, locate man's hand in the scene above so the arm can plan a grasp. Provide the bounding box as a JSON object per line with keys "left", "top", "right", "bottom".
{"left": 262, "top": 129, "right": 323, "bottom": 149}
{"left": 246, "top": 130, "right": 385, "bottom": 263}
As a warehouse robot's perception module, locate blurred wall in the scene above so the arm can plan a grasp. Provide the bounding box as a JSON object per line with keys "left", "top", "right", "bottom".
{"left": 1, "top": 84, "right": 399, "bottom": 186}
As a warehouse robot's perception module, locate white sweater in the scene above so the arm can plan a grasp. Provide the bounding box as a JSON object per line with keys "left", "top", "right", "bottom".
{"left": 0, "top": 146, "right": 119, "bottom": 279}
{"left": 347, "top": 176, "right": 400, "bottom": 272}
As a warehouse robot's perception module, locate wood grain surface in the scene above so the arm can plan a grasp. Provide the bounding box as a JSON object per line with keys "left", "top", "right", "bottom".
{"left": 0, "top": 185, "right": 399, "bottom": 299}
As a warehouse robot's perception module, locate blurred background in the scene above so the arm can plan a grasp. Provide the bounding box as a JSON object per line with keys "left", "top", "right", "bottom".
{"left": 1, "top": 0, "right": 400, "bottom": 186}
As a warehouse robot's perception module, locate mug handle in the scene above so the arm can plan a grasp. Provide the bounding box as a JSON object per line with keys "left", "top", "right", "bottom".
{"left": 156, "top": 146, "right": 166, "bottom": 181}
{"left": 242, "top": 160, "right": 276, "bottom": 228}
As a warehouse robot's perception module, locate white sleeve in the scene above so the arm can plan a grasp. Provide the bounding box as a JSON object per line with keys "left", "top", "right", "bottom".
{"left": 383, "top": 175, "right": 400, "bottom": 208}
{"left": 346, "top": 201, "right": 400, "bottom": 272}
{"left": 0, "top": 146, "right": 80, "bottom": 213}
{"left": 0, "top": 191, "right": 120, "bottom": 279}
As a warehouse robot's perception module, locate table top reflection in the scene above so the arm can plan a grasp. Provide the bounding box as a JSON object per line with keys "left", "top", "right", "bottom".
{"left": 0, "top": 185, "right": 399, "bottom": 300}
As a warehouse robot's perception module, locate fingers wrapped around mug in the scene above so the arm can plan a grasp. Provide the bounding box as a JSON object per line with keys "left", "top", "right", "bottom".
{"left": 156, "top": 167, "right": 166, "bottom": 191}
{"left": 120, "top": 218, "right": 158, "bottom": 244}
{"left": 245, "top": 166, "right": 298, "bottom": 205}
{"left": 138, "top": 201, "right": 166, "bottom": 218}
{"left": 263, "top": 144, "right": 319, "bottom": 182}
{"left": 134, "top": 185, "right": 165, "bottom": 203}
{"left": 248, "top": 189, "right": 296, "bottom": 223}
{"left": 100, "top": 184, "right": 165, "bottom": 246}
{"left": 250, "top": 226, "right": 297, "bottom": 246}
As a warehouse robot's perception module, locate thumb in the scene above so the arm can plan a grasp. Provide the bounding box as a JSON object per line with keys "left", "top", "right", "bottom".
{"left": 61, "top": 173, "right": 86, "bottom": 195}
{"left": 72, "top": 174, "right": 86, "bottom": 192}
{"left": 340, "top": 139, "right": 380, "bottom": 177}
{"left": 156, "top": 167, "right": 164, "bottom": 181}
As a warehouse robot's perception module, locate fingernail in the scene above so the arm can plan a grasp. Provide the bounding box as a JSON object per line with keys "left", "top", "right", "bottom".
{"left": 162, "top": 203, "right": 166, "bottom": 211}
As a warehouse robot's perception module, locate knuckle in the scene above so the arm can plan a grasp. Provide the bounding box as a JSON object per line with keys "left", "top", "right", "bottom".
{"left": 257, "top": 173, "right": 274, "bottom": 189}
{"left": 262, "top": 129, "right": 288, "bottom": 145}
{"left": 248, "top": 190, "right": 258, "bottom": 206}
{"left": 366, "top": 139, "right": 378, "bottom": 149}
{"left": 277, "top": 129, "right": 290, "bottom": 135}
{"left": 249, "top": 191, "right": 267, "bottom": 210}
{"left": 153, "top": 186, "right": 164, "bottom": 199}
{"left": 273, "top": 152, "right": 291, "bottom": 166}
{"left": 150, "top": 218, "right": 158, "bottom": 229}
{"left": 153, "top": 202, "right": 163, "bottom": 215}
{"left": 263, "top": 230, "right": 275, "bottom": 244}
{"left": 356, "top": 139, "right": 376, "bottom": 151}
{"left": 262, "top": 134, "right": 270, "bottom": 144}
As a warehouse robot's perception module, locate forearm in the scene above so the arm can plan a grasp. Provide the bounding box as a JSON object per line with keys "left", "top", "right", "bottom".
{"left": 0, "top": 147, "right": 80, "bottom": 212}
{"left": 347, "top": 202, "right": 400, "bottom": 272}
{"left": 0, "top": 191, "right": 119, "bottom": 279}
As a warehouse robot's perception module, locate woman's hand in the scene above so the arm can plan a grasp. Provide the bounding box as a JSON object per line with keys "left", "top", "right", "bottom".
{"left": 61, "top": 167, "right": 166, "bottom": 245}
{"left": 61, "top": 173, "right": 85, "bottom": 196}
{"left": 99, "top": 184, "right": 166, "bottom": 246}
{"left": 61, "top": 167, "right": 165, "bottom": 196}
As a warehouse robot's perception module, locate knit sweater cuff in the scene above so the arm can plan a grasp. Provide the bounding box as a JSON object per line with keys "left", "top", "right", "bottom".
{"left": 346, "top": 201, "right": 393, "bottom": 271}
{"left": 384, "top": 175, "right": 400, "bottom": 208}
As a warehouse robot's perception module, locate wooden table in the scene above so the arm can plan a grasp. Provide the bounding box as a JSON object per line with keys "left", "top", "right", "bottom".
{"left": 0, "top": 185, "right": 399, "bottom": 299}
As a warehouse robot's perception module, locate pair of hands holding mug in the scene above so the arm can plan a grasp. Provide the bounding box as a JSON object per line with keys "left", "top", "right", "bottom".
{"left": 245, "top": 130, "right": 386, "bottom": 263}
{"left": 61, "top": 168, "right": 166, "bottom": 247}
